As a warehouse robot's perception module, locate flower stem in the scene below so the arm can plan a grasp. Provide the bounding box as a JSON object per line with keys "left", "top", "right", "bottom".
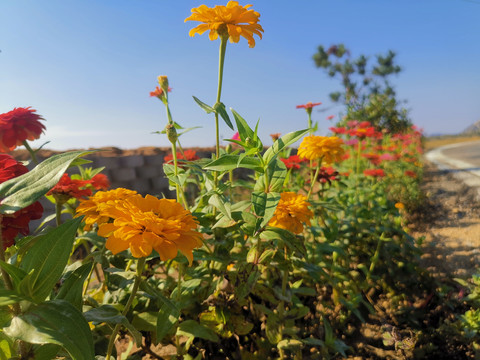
{"left": 55, "top": 202, "right": 63, "bottom": 226}
{"left": 175, "top": 262, "right": 184, "bottom": 357}
{"left": 22, "top": 140, "right": 38, "bottom": 165}
{"left": 307, "top": 162, "right": 322, "bottom": 200}
{"left": 106, "top": 257, "right": 146, "bottom": 360}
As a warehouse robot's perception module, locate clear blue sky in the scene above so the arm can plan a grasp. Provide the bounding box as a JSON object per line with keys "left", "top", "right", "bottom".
{"left": 1, "top": 0, "right": 479, "bottom": 150}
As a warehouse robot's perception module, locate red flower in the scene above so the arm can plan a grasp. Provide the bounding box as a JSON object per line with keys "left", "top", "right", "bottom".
{"left": 164, "top": 150, "right": 200, "bottom": 164}
{"left": 296, "top": 102, "right": 322, "bottom": 109}
{"left": 150, "top": 86, "right": 172, "bottom": 99}
{"left": 90, "top": 174, "right": 110, "bottom": 190}
{"left": 0, "top": 154, "right": 43, "bottom": 249}
{"left": 280, "top": 155, "right": 308, "bottom": 170}
{"left": 362, "top": 153, "right": 381, "bottom": 166}
{"left": 363, "top": 169, "right": 385, "bottom": 177}
{"left": 47, "top": 174, "right": 92, "bottom": 200}
{"left": 329, "top": 126, "right": 347, "bottom": 135}
{"left": 404, "top": 170, "right": 417, "bottom": 178}
{"left": 0, "top": 107, "right": 45, "bottom": 152}
{"left": 316, "top": 166, "right": 340, "bottom": 185}
{"left": 326, "top": 115, "right": 335, "bottom": 121}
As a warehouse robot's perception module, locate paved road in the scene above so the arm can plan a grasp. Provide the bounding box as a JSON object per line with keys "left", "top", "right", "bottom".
{"left": 441, "top": 140, "right": 480, "bottom": 167}
{"left": 426, "top": 140, "right": 480, "bottom": 196}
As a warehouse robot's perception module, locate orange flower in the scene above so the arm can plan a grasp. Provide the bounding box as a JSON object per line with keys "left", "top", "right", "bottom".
{"left": 95, "top": 193, "right": 203, "bottom": 261}
{"left": 75, "top": 188, "right": 139, "bottom": 231}
{"left": 185, "top": 1, "right": 263, "bottom": 48}
{"left": 268, "top": 192, "right": 313, "bottom": 234}
{"left": 0, "top": 107, "right": 45, "bottom": 152}
{"left": 150, "top": 86, "right": 172, "bottom": 99}
{"left": 297, "top": 135, "right": 345, "bottom": 164}
{"left": 90, "top": 174, "right": 110, "bottom": 190}
{"left": 296, "top": 102, "right": 322, "bottom": 109}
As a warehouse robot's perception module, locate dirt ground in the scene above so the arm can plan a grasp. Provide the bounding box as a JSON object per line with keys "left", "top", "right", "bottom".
{"left": 410, "top": 161, "right": 480, "bottom": 280}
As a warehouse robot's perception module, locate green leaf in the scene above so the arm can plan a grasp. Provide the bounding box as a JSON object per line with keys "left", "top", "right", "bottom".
{"left": 263, "top": 129, "right": 309, "bottom": 166}
{"left": 230, "top": 108, "right": 255, "bottom": 141}
{"left": 208, "top": 194, "right": 232, "bottom": 219}
{"left": 0, "top": 289, "right": 29, "bottom": 306}
{"left": 0, "top": 260, "right": 28, "bottom": 287}
{"left": 156, "top": 299, "right": 181, "bottom": 342}
{"left": 0, "top": 332, "right": 13, "bottom": 360}
{"left": 3, "top": 299, "right": 94, "bottom": 360}
{"left": 265, "top": 313, "right": 282, "bottom": 345}
{"left": 251, "top": 191, "right": 280, "bottom": 228}
{"left": 193, "top": 96, "right": 215, "bottom": 114}
{"left": 255, "top": 159, "right": 287, "bottom": 193}
{"left": 84, "top": 305, "right": 142, "bottom": 346}
{"left": 0, "top": 151, "right": 92, "bottom": 213}
{"left": 277, "top": 339, "right": 303, "bottom": 351}
{"left": 177, "top": 320, "right": 219, "bottom": 342}
{"left": 55, "top": 262, "right": 93, "bottom": 310}
{"left": 261, "top": 227, "right": 306, "bottom": 257}
{"left": 213, "top": 102, "right": 234, "bottom": 130}
{"left": 33, "top": 344, "right": 62, "bottom": 360}
{"left": 203, "top": 154, "right": 264, "bottom": 172}
{"left": 18, "top": 218, "right": 82, "bottom": 302}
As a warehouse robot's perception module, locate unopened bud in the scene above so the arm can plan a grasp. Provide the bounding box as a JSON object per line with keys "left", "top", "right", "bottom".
{"left": 158, "top": 76, "right": 169, "bottom": 93}
{"left": 226, "top": 144, "right": 233, "bottom": 153}
{"left": 165, "top": 124, "right": 178, "bottom": 144}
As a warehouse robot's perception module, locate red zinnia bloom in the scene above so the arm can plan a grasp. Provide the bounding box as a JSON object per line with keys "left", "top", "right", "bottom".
{"left": 150, "top": 86, "right": 172, "bottom": 99}
{"left": 280, "top": 155, "right": 308, "bottom": 170}
{"left": 296, "top": 102, "right": 322, "bottom": 109}
{"left": 90, "top": 173, "right": 110, "bottom": 190}
{"left": 164, "top": 150, "right": 200, "bottom": 164}
{"left": 326, "top": 115, "right": 335, "bottom": 121}
{"left": 231, "top": 132, "right": 240, "bottom": 141}
{"left": 404, "top": 170, "right": 417, "bottom": 178}
{"left": 329, "top": 126, "right": 347, "bottom": 135}
{"left": 362, "top": 153, "right": 381, "bottom": 166}
{"left": 0, "top": 154, "right": 44, "bottom": 249}
{"left": 316, "top": 166, "right": 340, "bottom": 185}
{"left": 0, "top": 107, "right": 45, "bottom": 152}
{"left": 47, "top": 174, "right": 92, "bottom": 200}
{"left": 363, "top": 169, "right": 385, "bottom": 177}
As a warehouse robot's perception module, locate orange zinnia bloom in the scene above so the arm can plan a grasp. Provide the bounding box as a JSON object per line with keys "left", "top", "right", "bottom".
{"left": 185, "top": 1, "right": 264, "bottom": 48}
{"left": 0, "top": 107, "right": 45, "bottom": 152}
{"left": 268, "top": 192, "right": 313, "bottom": 234}
{"left": 297, "top": 135, "right": 345, "bottom": 164}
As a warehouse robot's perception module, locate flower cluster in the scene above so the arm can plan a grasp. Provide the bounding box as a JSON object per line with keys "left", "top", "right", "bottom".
{"left": 163, "top": 149, "right": 200, "bottom": 164}
{"left": 185, "top": 1, "right": 263, "bottom": 48}
{"left": 76, "top": 190, "right": 203, "bottom": 261}
{"left": 297, "top": 135, "right": 345, "bottom": 164}
{"left": 269, "top": 192, "right": 313, "bottom": 234}
{"left": 47, "top": 173, "right": 110, "bottom": 202}
{"left": 0, "top": 154, "right": 43, "bottom": 249}
{"left": 280, "top": 154, "right": 308, "bottom": 170}
{"left": 0, "top": 107, "right": 45, "bottom": 152}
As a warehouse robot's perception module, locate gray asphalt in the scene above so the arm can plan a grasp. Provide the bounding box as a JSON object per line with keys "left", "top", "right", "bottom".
{"left": 441, "top": 141, "right": 480, "bottom": 167}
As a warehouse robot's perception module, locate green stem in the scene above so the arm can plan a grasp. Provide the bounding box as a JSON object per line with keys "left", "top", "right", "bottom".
{"left": 355, "top": 139, "right": 362, "bottom": 175}
{"left": 55, "top": 201, "right": 63, "bottom": 226}
{"left": 307, "top": 161, "right": 322, "bottom": 200}
{"left": 106, "top": 257, "right": 146, "bottom": 360}
{"left": 307, "top": 111, "right": 313, "bottom": 135}
{"left": 367, "top": 236, "right": 382, "bottom": 281}
{"left": 22, "top": 140, "right": 38, "bottom": 165}
{"left": 175, "top": 263, "right": 184, "bottom": 357}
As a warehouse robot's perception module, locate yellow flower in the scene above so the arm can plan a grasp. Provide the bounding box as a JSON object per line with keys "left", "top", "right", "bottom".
{"left": 297, "top": 135, "right": 345, "bottom": 164}
{"left": 185, "top": 1, "right": 264, "bottom": 48}
{"left": 268, "top": 192, "right": 313, "bottom": 234}
{"left": 95, "top": 194, "right": 203, "bottom": 262}
{"left": 395, "top": 202, "right": 405, "bottom": 210}
{"left": 75, "top": 188, "right": 138, "bottom": 230}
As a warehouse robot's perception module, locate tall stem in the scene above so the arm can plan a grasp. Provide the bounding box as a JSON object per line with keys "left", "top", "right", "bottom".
{"left": 55, "top": 202, "right": 63, "bottom": 226}
{"left": 22, "top": 140, "right": 38, "bottom": 165}
{"left": 106, "top": 257, "right": 146, "bottom": 360}
{"left": 307, "top": 161, "right": 322, "bottom": 200}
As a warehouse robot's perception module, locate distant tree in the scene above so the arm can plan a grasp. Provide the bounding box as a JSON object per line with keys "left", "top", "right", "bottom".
{"left": 313, "top": 44, "right": 412, "bottom": 133}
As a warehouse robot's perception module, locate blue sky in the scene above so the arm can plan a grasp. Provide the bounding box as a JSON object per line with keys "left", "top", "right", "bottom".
{"left": 1, "top": 0, "right": 479, "bottom": 150}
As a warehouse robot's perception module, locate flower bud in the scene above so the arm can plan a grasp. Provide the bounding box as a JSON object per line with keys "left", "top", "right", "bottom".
{"left": 165, "top": 124, "right": 178, "bottom": 144}
{"left": 158, "top": 76, "right": 169, "bottom": 93}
